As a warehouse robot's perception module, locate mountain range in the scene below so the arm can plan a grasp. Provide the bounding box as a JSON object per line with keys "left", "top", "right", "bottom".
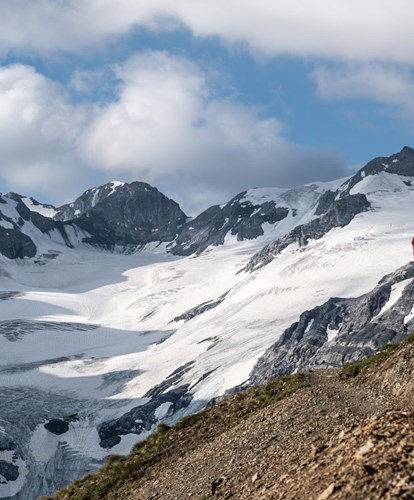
{"left": 0, "top": 147, "right": 413, "bottom": 499}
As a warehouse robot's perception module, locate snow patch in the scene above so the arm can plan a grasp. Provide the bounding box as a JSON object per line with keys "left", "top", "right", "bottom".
{"left": 404, "top": 304, "right": 414, "bottom": 324}
{"left": 22, "top": 197, "right": 57, "bottom": 218}
{"left": 0, "top": 220, "right": 13, "bottom": 229}
{"left": 305, "top": 318, "right": 314, "bottom": 333}
{"left": 154, "top": 402, "right": 173, "bottom": 420}
{"left": 327, "top": 327, "right": 339, "bottom": 341}
{"left": 372, "top": 278, "right": 413, "bottom": 321}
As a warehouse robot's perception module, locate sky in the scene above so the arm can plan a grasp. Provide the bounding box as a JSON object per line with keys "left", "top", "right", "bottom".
{"left": 1, "top": 1, "right": 414, "bottom": 215}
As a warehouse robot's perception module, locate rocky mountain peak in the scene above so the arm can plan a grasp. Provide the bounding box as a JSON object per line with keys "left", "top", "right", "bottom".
{"left": 339, "top": 145, "right": 414, "bottom": 197}
{"left": 71, "top": 180, "right": 187, "bottom": 248}
{"left": 54, "top": 181, "right": 127, "bottom": 221}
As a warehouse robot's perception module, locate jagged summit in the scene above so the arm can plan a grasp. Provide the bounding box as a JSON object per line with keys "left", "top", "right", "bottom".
{"left": 0, "top": 180, "right": 187, "bottom": 259}
{"left": 53, "top": 181, "right": 127, "bottom": 221}
{"left": 67, "top": 181, "right": 187, "bottom": 247}
{"left": 244, "top": 147, "right": 414, "bottom": 272}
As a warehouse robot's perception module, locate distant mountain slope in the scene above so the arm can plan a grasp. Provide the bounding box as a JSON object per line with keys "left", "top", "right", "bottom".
{"left": 53, "top": 181, "right": 127, "bottom": 221}
{"left": 0, "top": 147, "right": 414, "bottom": 499}
{"left": 0, "top": 181, "right": 187, "bottom": 259}
{"left": 245, "top": 146, "right": 414, "bottom": 271}
{"left": 0, "top": 192, "right": 86, "bottom": 259}
{"left": 69, "top": 181, "right": 187, "bottom": 247}
{"left": 250, "top": 262, "right": 414, "bottom": 384}
{"left": 170, "top": 181, "right": 345, "bottom": 256}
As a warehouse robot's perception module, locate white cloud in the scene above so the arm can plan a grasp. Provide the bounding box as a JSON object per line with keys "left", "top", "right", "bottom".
{"left": 1, "top": 1, "right": 414, "bottom": 64}
{"left": 313, "top": 63, "right": 414, "bottom": 115}
{"left": 78, "top": 52, "right": 346, "bottom": 212}
{"left": 0, "top": 55, "right": 346, "bottom": 213}
{"left": 0, "top": 64, "right": 96, "bottom": 199}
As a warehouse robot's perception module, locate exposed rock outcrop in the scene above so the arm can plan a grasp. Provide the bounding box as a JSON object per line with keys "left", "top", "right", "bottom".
{"left": 250, "top": 262, "right": 414, "bottom": 384}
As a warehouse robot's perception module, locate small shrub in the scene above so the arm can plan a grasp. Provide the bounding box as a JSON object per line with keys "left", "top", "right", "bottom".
{"left": 341, "top": 342, "right": 398, "bottom": 378}
{"left": 402, "top": 331, "right": 414, "bottom": 345}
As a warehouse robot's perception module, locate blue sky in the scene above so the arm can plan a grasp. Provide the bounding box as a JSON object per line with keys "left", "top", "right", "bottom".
{"left": 0, "top": 1, "right": 413, "bottom": 214}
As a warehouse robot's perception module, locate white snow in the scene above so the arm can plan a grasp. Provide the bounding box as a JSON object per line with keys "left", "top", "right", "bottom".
{"left": 30, "top": 425, "right": 59, "bottom": 462}
{"left": 305, "top": 319, "right": 314, "bottom": 333}
{"left": 372, "top": 278, "right": 413, "bottom": 321}
{"left": 327, "top": 327, "right": 339, "bottom": 341}
{"left": 154, "top": 402, "right": 173, "bottom": 419}
{"left": 0, "top": 220, "right": 13, "bottom": 229}
{"left": 108, "top": 181, "right": 125, "bottom": 196}
{"left": 404, "top": 304, "right": 414, "bottom": 324}
{"left": 22, "top": 197, "right": 57, "bottom": 218}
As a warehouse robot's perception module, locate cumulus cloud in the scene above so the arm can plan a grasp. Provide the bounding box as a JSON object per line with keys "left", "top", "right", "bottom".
{"left": 79, "top": 52, "right": 347, "bottom": 211}
{"left": 1, "top": 1, "right": 414, "bottom": 64}
{"left": 0, "top": 54, "right": 346, "bottom": 213}
{"left": 0, "top": 64, "right": 96, "bottom": 198}
{"left": 312, "top": 63, "right": 414, "bottom": 116}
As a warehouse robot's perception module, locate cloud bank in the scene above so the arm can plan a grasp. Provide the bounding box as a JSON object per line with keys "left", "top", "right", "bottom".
{"left": 313, "top": 64, "right": 414, "bottom": 116}
{"left": 0, "top": 1, "right": 413, "bottom": 64}
{"left": 0, "top": 53, "right": 346, "bottom": 213}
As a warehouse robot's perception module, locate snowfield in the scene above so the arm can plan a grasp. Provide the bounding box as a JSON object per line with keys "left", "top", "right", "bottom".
{"left": 0, "top": 170, "right": 413, "bottom": 498}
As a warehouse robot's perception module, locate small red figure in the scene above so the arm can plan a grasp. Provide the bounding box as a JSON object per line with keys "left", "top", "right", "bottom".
{"left": 412, "top": 236, "right": 414, "bottom": 258}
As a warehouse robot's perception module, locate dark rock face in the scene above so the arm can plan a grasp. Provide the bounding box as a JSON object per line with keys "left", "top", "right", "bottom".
{"left": 245, "top": 193, "right": 370, "bottom": 272}
{"left": 0, "top": 181, "right": 187, "bottom": 259}
{"left": 172, "top": 291, "right": 230, "bottom": 322}
{"left": 314, "top": 190, "right": 336, "bottom": 216}
{"left": 250, "top": 263, "right": 414, "bottom": 385}
{"left": 67, "top": 182, "right": 187, "bottom": 248}
{"left": 0, "top": 460, "right": 19, "bottom": 481}
{"left": 340, "top": 146, "right": 414, "bottom": 196}
{"left": 44, "top": 414, "right": 78, "bottom": 435}
{"left": 170, "top": 192, "right": 289, "bottom": 256}
{"left": 0, "top": 192, "right": 80, "bottom": 259}
{"left": 98, "top": 385, "right": 192, "bottom": 448}
{"left": 0, "top": 226, "right": 37, "bottom": 259}
{"left": 54, "top": 182, "right": 125, "bottom": 221}
{"left": 98, "top": 363, "right": 195, "bottom": 448}
{"left": 44, "top": 419, "right": 69, "bottom": 435}
{"left": 0, "top": 434, "right": 15, "bottom": 452}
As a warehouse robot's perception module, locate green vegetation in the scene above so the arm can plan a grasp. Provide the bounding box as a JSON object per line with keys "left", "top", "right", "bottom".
{"left": 51, "top": 373, "right": 308, "bottom": 500}
{"left": 402, "top": 330, "right": 414, "bottom": 346}
{"left": 341, "top": 331, "right": 414, "bottom": 379}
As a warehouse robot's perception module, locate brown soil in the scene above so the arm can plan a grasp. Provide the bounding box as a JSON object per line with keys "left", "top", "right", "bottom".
{"left": 55, "top": 342, "right": 414, "bottom": 500}
{"left": 119, "top": 367, "right": 405, "bottom": 500}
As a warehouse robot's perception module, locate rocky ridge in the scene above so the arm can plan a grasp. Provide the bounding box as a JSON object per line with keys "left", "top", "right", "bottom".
{"left": 1, "top": 146, "right": 414, "bottom": 262}
{"left": 0, "top": 181, "right": 187, "bottom": 259}
{"left": 50, "top": 335, "right": 414, "bottom": 499}
{"left": 244, "top": 146, "right": 414, "bottom": 272}
{"left": 249, "top": 261, "right": 414, "bottom": 384}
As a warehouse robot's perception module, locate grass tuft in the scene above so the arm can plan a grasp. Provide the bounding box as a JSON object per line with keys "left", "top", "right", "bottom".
{"left": 340, "top": 334, "right": 414, "bottom": 379}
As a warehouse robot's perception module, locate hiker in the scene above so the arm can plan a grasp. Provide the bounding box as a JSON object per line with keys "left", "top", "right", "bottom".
{"left": 412, "top": 236, "right": 414, "bottom": 258}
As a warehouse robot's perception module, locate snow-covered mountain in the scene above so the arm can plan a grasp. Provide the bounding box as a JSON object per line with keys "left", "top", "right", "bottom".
{"left": 0, "top": 181, "right": 187, "bottom": 263}
{"left": 0, "top": 147, "right": 413, "bottom": 499}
